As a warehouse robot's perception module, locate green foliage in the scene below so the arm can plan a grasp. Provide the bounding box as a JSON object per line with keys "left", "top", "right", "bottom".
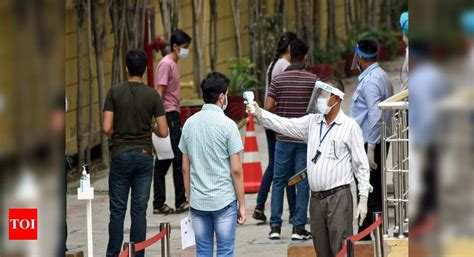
{"left": 313, "top": 44, "right": 344, "bottom": 64}
{"left": 227, "top": 58, "right": 260, "bottom": 95}
{"left": 358, "top": 25, "right": 398, "bottom": 57}
{"left": 249, "top": 15, "right": 282, "bottom": 67}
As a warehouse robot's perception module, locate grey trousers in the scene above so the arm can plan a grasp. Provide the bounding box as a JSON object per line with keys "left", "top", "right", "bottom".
{"left": 309, "top": 187, "right": 353, "bottom": 257}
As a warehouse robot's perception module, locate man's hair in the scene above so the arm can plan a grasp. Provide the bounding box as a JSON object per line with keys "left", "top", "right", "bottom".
{"left": 357, "top": 39, "right": 378, "bottom": 60}
{"left": 290, "top": 39, "right": 309, "bottom": 62}
{"left": 322, "top": 76, "right": 345, "bottom": 96}
{"left": 200, "top": 72, "right": 229, "bottom": 104}
{"left": 125, "top": 49, "right": 147, "bottom": 77}
{"left": 170, "top": 29, "right": 192, "bottom": 50}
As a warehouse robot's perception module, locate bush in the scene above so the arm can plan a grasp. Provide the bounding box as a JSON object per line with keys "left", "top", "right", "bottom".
{"left": 227, "top": 58, "right": 260, "bottom": 95}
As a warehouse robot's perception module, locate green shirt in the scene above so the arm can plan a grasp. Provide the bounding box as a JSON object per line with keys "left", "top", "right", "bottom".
{"left": 178, "top": 104, "right": 244, "bottom": 211}
{"left": 104, "top": 81, "right": 165, "bottom": 159}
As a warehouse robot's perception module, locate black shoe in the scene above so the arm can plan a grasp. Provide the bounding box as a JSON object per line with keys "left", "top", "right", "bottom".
{"left": 291, "top": 227, "right": 312, "bottom": 241}
{"left": 268, "top": 226, "right": 281, "bottom": 240}
{"left": 252, "top": 209, "right": 267, "bottom": 222}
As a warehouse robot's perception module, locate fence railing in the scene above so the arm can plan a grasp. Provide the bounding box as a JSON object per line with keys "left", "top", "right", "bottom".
{"left": 120, "top": 222, "right": 171, "bottom": 257}
{"left": 379, "top": 89, "right": 409, "bottom": 238}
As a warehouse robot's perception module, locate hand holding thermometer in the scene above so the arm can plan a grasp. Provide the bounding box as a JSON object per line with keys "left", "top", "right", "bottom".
{"left": 243, "top": 91, "right": 255, "bottom": 113}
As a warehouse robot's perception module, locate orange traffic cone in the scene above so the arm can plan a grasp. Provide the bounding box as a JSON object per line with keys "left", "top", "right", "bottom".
{"left": 242, "top": 115, "right": 263, "bottom": 193}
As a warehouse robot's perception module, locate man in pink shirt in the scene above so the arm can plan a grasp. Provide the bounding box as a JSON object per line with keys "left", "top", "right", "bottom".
{"left": 153, "top": 29, "right": 192, "bottom": 214}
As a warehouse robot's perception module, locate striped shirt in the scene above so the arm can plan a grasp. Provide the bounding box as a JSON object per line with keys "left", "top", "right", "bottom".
{"left": 178, "top": 104, "right": 244, "bottom": 211}
{"left": 259, "top": 109, "right": 372, "bottom": 197}
{"left": 267, "top": 67, "right": 318, "bottom": 143}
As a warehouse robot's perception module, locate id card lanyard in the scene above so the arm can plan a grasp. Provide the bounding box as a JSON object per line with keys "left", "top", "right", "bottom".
{"left": 311, "top": 121, "right": 336, "bottom": 164}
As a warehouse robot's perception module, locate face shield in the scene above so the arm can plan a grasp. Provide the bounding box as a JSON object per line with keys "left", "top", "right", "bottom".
{"left": 306, "top": 81, "right": 345, "bottom": 114}
{"left": 350, "top": 44, "right": 378, "bottom": 71}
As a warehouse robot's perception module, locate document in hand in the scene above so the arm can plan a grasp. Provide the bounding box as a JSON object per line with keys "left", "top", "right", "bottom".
{"left": 180, "top": 215, "right": 196, "bottom": 250}
{"left": 152, "top": 131, "right": 174, "bottom": 160}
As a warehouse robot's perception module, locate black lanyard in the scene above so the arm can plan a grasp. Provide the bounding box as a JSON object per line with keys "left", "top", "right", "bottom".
{"left": 319, "top": 122, "right": 336, "bottom": 147}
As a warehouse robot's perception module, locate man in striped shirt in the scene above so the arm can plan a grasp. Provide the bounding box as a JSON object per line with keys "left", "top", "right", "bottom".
{"left": 264, "top": 39, "right": 317, "bottom": 240}
{"left": 249, "top": 78, "right": 372, "bottom": 257}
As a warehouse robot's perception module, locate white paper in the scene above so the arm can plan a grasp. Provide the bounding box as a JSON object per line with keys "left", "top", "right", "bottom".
{"left": 152, "top": 131, "right": 174, "bottom": 160}
{"left": 180, "top": 215, "right": 196, "bottom": 250}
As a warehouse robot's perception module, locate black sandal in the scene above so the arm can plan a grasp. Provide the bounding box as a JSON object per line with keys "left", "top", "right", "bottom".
{"left": 153, "top": 204, "right": 175, "bottom": 214}
{"left": 175, "top": 202, "right": 190, "bottom": 214}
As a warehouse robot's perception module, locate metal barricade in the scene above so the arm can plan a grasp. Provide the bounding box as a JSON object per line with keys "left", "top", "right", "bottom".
{"left": 379, "top": 90, "right": 409, "bottom": 238}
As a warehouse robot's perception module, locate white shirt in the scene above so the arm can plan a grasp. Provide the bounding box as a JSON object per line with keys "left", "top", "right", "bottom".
{"left": 259, "top": 109, "right": 372, "bottom": 197}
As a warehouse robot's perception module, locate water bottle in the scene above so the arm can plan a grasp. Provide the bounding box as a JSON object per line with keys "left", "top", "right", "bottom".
{"left": 80, "top": 165, "right": 90, "bottom": 192}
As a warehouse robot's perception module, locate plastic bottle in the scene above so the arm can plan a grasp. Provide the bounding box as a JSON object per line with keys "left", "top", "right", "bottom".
{"left": 80, "top": 165, "right": 90, "bottom": 192}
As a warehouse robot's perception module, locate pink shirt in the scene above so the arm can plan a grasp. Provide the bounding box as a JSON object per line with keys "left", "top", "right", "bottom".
{"left": 155, "top": 54, "right": 181, "bottom": 112}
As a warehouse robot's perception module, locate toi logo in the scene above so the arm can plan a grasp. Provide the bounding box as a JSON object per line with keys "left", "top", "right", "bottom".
{"left": 8, "top": 208, "right": 38, "bottom": 240}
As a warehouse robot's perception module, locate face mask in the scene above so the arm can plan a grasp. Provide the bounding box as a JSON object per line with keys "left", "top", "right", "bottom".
{"left": 177, "top": 47, "right": 189, "bottom": 59}
{"left": 222, "top": 94, "right": 228, "bottom": 111}
{"left": 317, "top": 97, "right": 337, "bottom": 115}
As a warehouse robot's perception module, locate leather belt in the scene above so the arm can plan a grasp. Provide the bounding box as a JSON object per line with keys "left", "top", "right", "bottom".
{"left": 311, "top": 184, "right": 349, "bottom": 200}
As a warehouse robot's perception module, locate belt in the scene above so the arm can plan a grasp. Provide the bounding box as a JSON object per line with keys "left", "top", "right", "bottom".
{"left": 311, "top": 184, "right": 349, "bottom": 200}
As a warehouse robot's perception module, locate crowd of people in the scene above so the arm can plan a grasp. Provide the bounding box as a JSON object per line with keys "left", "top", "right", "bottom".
{"left": 101, "top": 11, "right": 408, "bottom": 257}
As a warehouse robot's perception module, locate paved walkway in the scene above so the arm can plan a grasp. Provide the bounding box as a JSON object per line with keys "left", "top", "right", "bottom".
{"left": 66, "top": 57, "right": 404, "bottom": 256}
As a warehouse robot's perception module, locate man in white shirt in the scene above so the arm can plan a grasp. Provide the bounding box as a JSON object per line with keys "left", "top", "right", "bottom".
{"left": 246, "top": 78, "right": 372, "bottom": 257}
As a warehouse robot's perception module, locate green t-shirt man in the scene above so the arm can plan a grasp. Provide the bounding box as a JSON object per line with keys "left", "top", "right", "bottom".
{"left": 103, "top": 81, "right": 165, "bottom": 159}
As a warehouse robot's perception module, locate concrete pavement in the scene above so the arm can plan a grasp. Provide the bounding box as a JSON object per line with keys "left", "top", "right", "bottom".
{"left": 66, "top": 57, "right": 404, "bottom": 256}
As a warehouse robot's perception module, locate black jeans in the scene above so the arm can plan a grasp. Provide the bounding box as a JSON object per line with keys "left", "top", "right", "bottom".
{"left": 106, "top": 149, "right": 153, "bottom": 257}
{"left": 153, "top": 111, "right": 186, "bottom": 209}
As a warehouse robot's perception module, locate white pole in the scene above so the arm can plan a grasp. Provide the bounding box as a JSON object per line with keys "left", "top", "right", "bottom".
{"left": 87, "top": 199, "right": 94, "bottom": 257}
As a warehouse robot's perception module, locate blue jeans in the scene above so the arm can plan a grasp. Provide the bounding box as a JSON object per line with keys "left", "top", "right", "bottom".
{"left": 270, "top": 141, "right": 309, "bottom": 229}
{"left": 256, "top": 129, "right": 296, "bottom": 216}
{"left": 106, "top": 149, "right": 153, "bottom": 257}
{"left": 191, "top": 201, "right": 238, "bottom": 257}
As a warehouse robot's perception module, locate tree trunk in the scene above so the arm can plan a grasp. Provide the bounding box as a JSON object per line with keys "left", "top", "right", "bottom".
{"left": 344, "top": 0, "right": 351, "bottom": 36}
{"left": 230, "top": 0, "right": 242, "bottom": 59}
{"left": 125, "top": 0, "right": 145, "bottom": 50}
{"left": 326, "top": 0, "right": 336, "bottom": 49}
{"left": 170, "top": 0, "right": 180, "bottom": 33}
{"left": 86, "top": 0, "right": 95, "bottom": 165}
{"left": 191, "top": 0, "right": 207, "bottom": 95}
{"left": 74, "top": 0, "right": 85, "bottom": 169}
{"left": 110, "top": 0, "right": 126, "bottom": 86}
{"left": 159, "top": 0, "right": 171, "bottom": 52}
{"left": 303, "top": 0, "right": 313, "bottom": 63}
{"left": 209, "top": 0, "right": 218, "bottom": 71}
{"left": 354, "top": 0, "right": 360, "bottom": 31}
{"left": 295, "top": 0, "right": 302, "bottom": 34}
{"left": 313, "top": 0, "right": 320, "bottom": 49}
{"left": 369, "top": 0, "right": 376, "bottom": 27}
{"left": 92, "top": 0, "right": 110, "bottom": 167}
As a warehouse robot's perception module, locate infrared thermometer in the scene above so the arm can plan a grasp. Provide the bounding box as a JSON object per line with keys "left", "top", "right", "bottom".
{"left": 242, "top": 91, "right": 255, "bottom": 113}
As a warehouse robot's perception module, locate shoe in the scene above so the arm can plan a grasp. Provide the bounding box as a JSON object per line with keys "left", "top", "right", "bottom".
{"left": 291, "top": 227, "right": 312, "bottom": 241}
{"left": 175, "top": 202, "right": 190, "bottom": 214}
{"left": 252, "top": 209, "right": 267, "bottom": 222}
{"left": 268, "top": 226, "right": 281, "bottom": 240}
{"left": 153, "top": 204, "right": 175, "bottom": 214}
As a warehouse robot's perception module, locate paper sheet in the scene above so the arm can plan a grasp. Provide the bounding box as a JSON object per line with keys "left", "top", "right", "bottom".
{"left": 152, "top": 131, "right": 174, "bottom": 160}
{"left": 180, "top": 215, "right": 196, "bottom": 250}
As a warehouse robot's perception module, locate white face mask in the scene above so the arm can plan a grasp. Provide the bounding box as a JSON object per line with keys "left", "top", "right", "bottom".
{"left": 222, "top": 94, "right": 228, "bottom": 111}
{"left": 177, "top": 47, "right": 189, "bottom": 59}
{"left": 317, "top": 97, "right": 336, "bottom": 115}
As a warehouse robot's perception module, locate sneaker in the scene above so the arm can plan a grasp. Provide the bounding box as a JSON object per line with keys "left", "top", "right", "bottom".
{"left": 268, "top": 226, "right": 281, "bottom": 240}
{"left": 252, "top": 209, "right": 267, "bottom": 222}
{"left": 291, "top": 227, "right": 312, "bottom": 241}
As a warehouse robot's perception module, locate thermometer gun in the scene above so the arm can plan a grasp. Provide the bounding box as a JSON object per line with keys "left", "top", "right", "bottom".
{"left": 243, "top": 91, "right": 255, "bottom": 113}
